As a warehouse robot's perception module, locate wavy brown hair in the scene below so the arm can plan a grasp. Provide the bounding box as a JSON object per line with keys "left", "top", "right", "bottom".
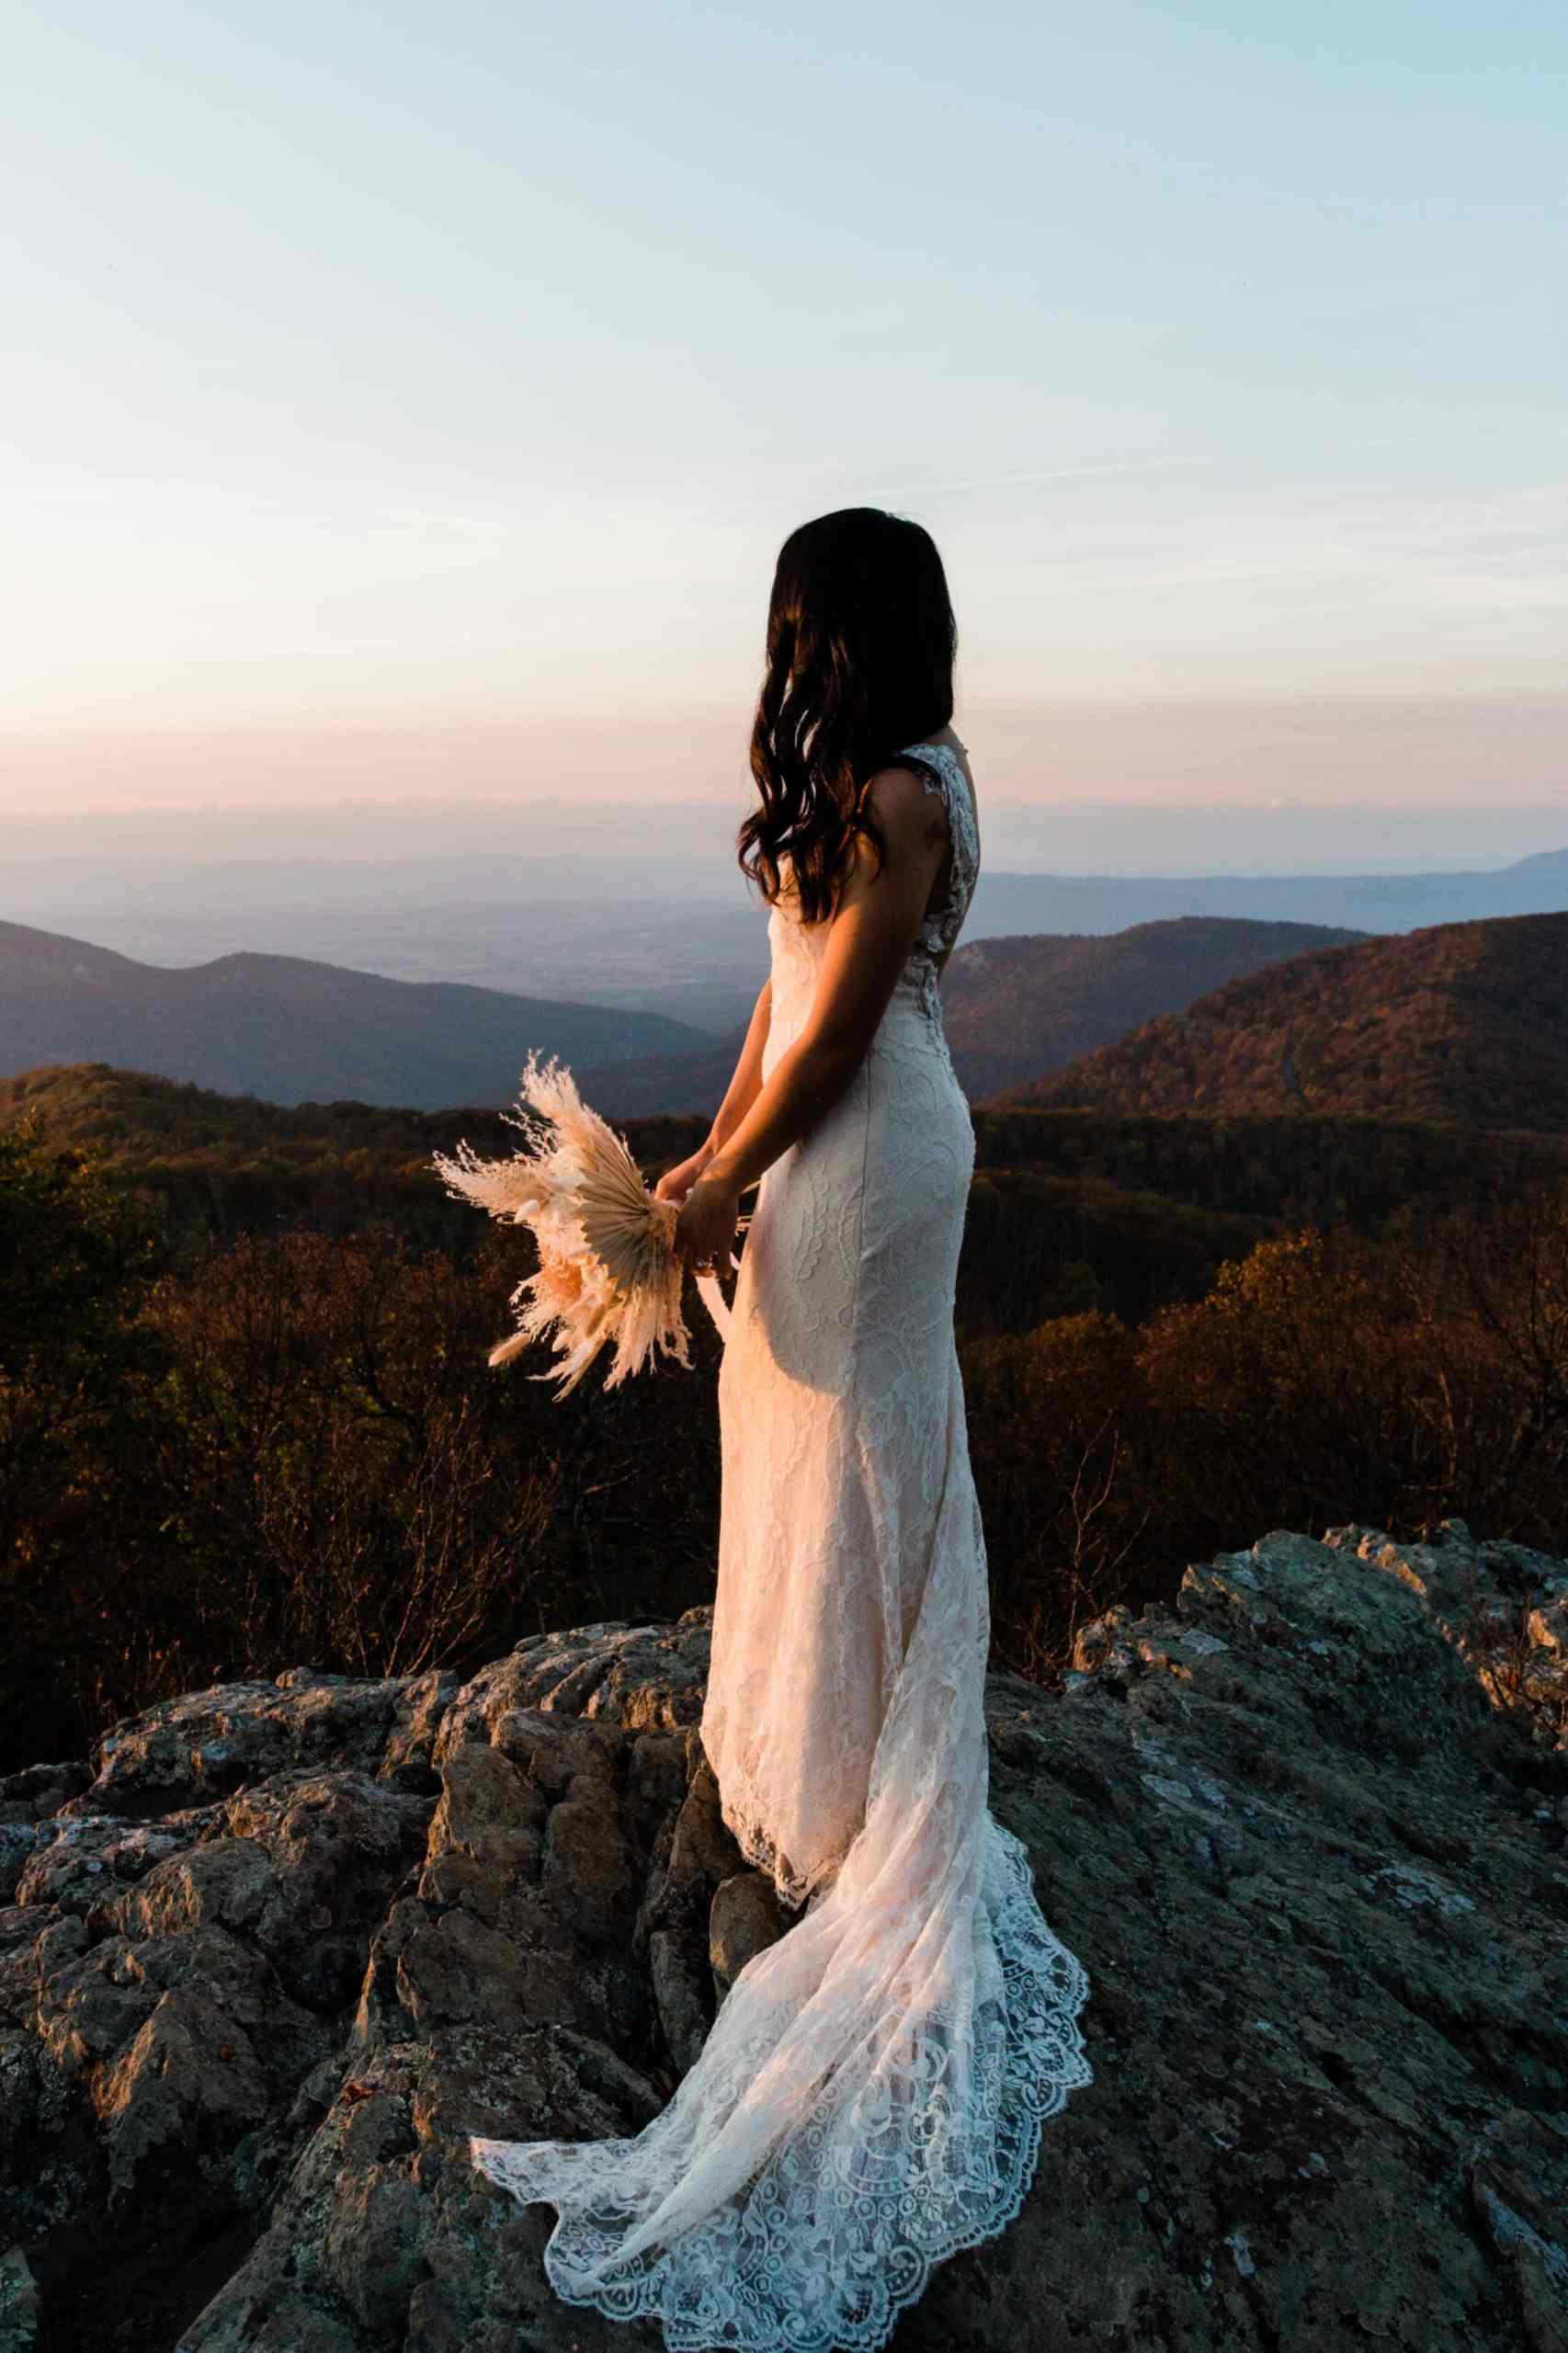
{"left": 738, "top": 507, "right": 957, "bottom": 923}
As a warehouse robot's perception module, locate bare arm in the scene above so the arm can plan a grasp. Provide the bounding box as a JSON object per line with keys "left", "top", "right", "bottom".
{"left": 671, "top": 768, "right": 949, "bottom": 1267}
{"left": 710, "top": 978, "right": 772, "bottom": 1154}
{"left": 653, "top": 978, "right": 771, "bottom": 1203}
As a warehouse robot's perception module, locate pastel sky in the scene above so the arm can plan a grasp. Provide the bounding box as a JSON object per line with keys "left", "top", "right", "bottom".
{"left": 5, "top": 0, "right": 1564, "bottom": 819}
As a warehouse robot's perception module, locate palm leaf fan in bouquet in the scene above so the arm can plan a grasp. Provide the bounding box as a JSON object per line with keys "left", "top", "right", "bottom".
{"left": 432, "top": 1051, "right": 734, "bottom": 1398}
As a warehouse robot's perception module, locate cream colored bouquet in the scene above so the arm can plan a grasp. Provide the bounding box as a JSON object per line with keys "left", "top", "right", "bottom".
{"left": 432, "top": 1051, "right": 733, "bottom": 1399}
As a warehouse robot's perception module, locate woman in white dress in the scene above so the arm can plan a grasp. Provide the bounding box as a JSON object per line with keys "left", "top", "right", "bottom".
{"left": 470, "top": 507, "right": 1093, "bottom": 2350}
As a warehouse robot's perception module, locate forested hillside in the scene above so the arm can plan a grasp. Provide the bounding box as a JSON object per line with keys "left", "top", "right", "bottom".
{"left": 6, "top": 1086, "right": 1565, "bottom": 1786}
{"left": 940, "top": 915, "right": 1365, "bottom": 1096}
{"left": 1000, "top": 911, "right": 1568, "bottom": 1129}
{"left": 9, "top": 1064, "right": 1559, "bottom": 1315}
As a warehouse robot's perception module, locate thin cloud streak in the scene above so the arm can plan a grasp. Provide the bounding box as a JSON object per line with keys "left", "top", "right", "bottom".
{"left": 881, "top": 456, "right": 1207, "bottom": 500}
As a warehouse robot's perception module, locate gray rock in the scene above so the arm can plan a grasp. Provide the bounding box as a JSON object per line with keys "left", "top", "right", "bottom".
{"left": 0, "top": 2247, "right": 40, "bottom": 2353}
{"left": 1328, "top": 1517, "right": 1568, "bottom": 1752}
{"left": 0, "top": 1759, "right": 92, "bottom": 1828}
{"left": 0, "top": 1541, "right": 1563, "bottom": 2350}
{"left": 709, "top": 1869, "right": 789, "bottom": 1995}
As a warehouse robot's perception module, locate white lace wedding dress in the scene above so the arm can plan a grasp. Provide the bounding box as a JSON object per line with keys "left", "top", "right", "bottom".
{"left": 470, "top": 738, "right": 1093, "bottom": 2349}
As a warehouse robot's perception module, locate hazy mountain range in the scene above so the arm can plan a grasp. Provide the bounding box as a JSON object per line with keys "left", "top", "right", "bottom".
{"left": 0, "top": 922, "right": 708, "bottom": 1110}
{"left": 3, "top": 914, "right": 1373, "bottom": 1115}
{"left": 6, "top": 844, "right": 1563, "bottom": 1041}
{"left": 4, "top": 879, "right": 1567, "bottom": 1124}
{"left": 967, "top": 844, "right": 1568, "bottom": 941}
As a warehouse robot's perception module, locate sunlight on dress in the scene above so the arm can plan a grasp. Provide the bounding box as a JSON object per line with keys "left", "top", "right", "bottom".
{"left": 470, "top": 741, "right": 1093, "bottom": 2351}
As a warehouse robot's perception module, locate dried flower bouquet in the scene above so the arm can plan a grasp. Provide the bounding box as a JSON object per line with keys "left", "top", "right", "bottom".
{"left": 432, "top": 1051, "right": 733, "bottom": 1398}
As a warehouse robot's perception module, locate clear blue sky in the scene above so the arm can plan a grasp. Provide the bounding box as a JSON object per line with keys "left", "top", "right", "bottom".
{"left": 5, "top": 0, "right": 1564, "bottom": 813}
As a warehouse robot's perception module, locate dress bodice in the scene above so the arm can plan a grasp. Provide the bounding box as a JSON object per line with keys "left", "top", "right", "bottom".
{"left": 767, "top": 738, "right": 981, "bottom": 1038}
{"left": 890, "top": 737, "right": 982, "bottom": 979}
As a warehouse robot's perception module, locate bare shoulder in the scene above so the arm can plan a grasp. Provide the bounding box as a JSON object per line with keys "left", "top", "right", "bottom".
{"left": 858, "top": 760, "right": 951, "bottom": 857}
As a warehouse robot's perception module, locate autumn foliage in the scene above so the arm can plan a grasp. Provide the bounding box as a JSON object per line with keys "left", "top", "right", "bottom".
{"left": 3, "top": 1097, "right": 1566, "bottom": 1773}
{"left": 1006, "top": 910, "right": 1568, "bottom": 1128}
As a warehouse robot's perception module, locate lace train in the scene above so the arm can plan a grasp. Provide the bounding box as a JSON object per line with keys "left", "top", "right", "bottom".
{"left": 470, "top": 1814, "right": 1091, "bottom": 2352}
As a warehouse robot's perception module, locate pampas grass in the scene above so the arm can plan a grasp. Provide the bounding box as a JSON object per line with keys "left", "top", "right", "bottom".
{"left": 432, "top": 1051, "right": 721, "bottom": 1399}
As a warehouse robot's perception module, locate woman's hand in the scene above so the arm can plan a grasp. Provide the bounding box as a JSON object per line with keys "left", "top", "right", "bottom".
{"left": 672, "top": 1172, "right": 741, "bottom": 1275}
{"left": 655, "top": 1142, "right": 714, "bottom": 1204}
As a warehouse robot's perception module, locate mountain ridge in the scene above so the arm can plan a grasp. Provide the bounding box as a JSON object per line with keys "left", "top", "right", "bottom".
{"left": 967, "top": 841, "right": 1568, "bottom": 939}
{"left": 996, "top": 909, "right": 1568, "bottom": 1130}
{"left": 0, "top": 920, "right": 710, "bottom": 1110}
{"left": 938, "top": 914, "right": 1368, "bottom": 1098}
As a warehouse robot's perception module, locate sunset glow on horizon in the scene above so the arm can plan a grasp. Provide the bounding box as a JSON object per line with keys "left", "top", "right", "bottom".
{"left": 5, "top": 1, "right": 1563, "bottom": 825}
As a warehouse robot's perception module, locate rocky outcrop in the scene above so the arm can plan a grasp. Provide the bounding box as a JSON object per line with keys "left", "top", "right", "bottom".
{"left": 2, "top": 1521, "right": 1566, "bottom": 2352}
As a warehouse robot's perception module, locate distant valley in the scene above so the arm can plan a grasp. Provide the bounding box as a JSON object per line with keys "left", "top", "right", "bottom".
{"left": 4, "top": 911, "right": 1382, "bottom": 1118}
{"left": 6, "top": 843, "right": 1563, "bottom": 1045}
{"left": 3, "top": 852, "right": 1565, "bottom": 1118}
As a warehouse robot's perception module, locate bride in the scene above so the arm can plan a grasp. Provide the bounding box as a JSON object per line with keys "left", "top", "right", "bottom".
{"left": 469, "top": 506, "right": 1093, "bottom": 2349}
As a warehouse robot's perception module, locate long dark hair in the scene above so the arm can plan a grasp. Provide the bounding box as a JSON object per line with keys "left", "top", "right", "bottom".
{"left": 738, "top": 507, "right": 957, "bottom": 923}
